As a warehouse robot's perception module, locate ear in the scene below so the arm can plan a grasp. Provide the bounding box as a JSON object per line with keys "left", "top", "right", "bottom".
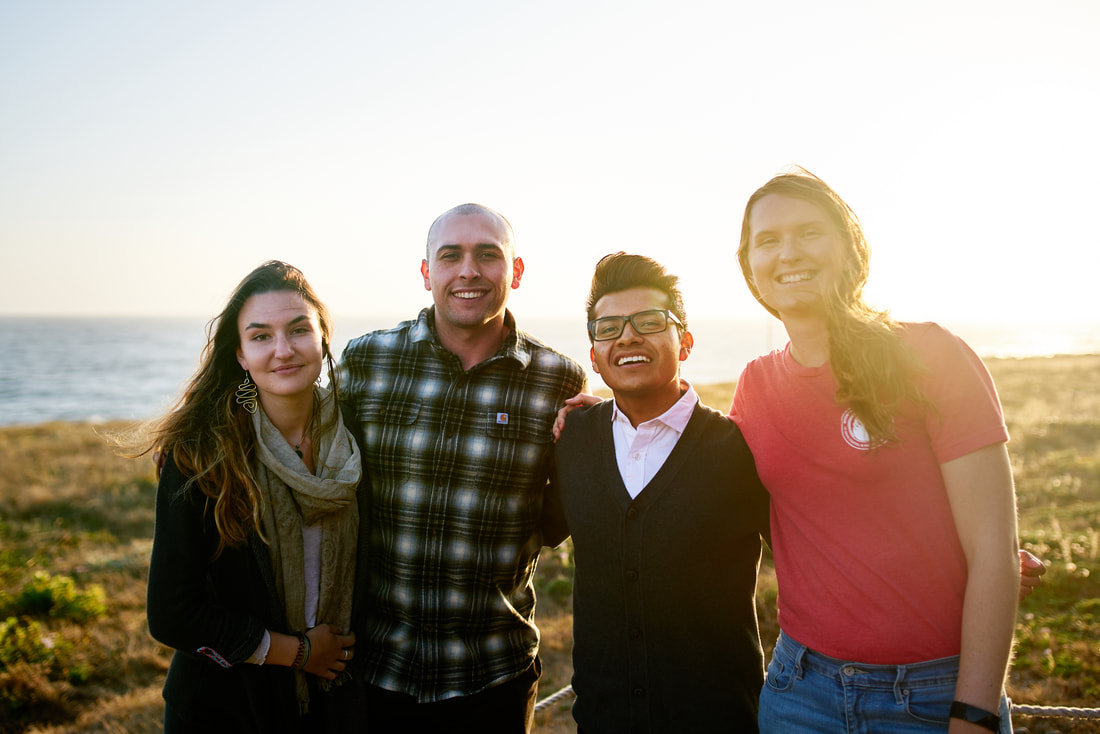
{"left": 679, "top": 331, "right": 694, "bottom": 362}
{"left": 590, "top": 346, "right": 600, "bottom": 375}
{"left": 236, "top": 347, "right": 248, "bottom": 371}
{"left": 511, "top": 256, "right": 525, "bottom": 289}
{"left": 421, "top": 260, "right": 431, "bottom": 291}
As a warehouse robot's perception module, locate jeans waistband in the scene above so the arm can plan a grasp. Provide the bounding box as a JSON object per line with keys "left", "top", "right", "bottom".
{"left": 774, "top": 631, "right": 960, "bottom": 689}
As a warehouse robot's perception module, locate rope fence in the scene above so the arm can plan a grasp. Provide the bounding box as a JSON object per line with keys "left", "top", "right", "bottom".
{"left": 534, "top": 685, "right": 1100, "bottom": 722}
{"left": 1009, "top": 702, "right": 1100, "bottom": 719}
{"left": 533, "top": 684, "right": 575, "bottom": 713}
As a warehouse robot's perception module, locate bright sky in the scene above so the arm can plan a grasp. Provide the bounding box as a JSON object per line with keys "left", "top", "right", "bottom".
{"left": 2, "top": 0, "right": 1098, "bottom": 330}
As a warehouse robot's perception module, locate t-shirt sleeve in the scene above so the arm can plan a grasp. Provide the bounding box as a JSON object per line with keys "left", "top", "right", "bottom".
{"left": 729, "top": 364, "right": 751, "bottom": 424}
{"left": 912, "top": 323, "right": 1009, "bottom": 463}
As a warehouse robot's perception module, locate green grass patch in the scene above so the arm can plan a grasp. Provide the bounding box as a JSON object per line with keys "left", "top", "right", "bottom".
{"left": 1, "top": 358, "right": 1099, "bottom": 733}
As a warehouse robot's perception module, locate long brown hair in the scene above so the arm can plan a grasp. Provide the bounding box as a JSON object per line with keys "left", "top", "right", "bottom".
{"left": 737, "top": 169, "right": 929, "bottom": 444}
{"left": 137, "top": 261, "right": 338, "bottom": 555}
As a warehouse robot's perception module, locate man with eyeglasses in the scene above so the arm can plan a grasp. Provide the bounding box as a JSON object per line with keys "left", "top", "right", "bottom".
{"left": 542, "top": 252, "right": 771, "bottom": 733}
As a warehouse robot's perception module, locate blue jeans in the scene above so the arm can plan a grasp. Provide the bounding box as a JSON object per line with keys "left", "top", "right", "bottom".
{"left": 759, "top": 632, "right": 1011, "bottom": 734}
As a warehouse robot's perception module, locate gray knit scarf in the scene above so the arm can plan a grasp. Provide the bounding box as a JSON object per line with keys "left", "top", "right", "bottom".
{"left": 251, "top": 387, "right": 361, "bottom": 712}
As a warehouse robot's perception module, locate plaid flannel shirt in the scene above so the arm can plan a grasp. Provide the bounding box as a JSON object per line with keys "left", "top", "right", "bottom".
{"left": 340, "top": 308, "right": 586, "bottom": 702}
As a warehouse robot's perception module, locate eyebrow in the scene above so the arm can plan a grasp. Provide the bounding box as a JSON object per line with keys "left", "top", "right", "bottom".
{"left": 243, "top": 314, "right": 311, "bottom": 331}
{"left": 594, "top": 307, "right": 665, "bottom": 319}
{"left": 754, "top": 219, "right": 828, "bottom": 238}
{"left": 435, "top": 243, "right": 505, "bottom": 255}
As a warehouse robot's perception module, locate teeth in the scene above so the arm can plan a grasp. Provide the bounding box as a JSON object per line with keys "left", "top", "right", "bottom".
{"left": 454, "top": 291, "right": 481, "bottom": 299}
{"left": 779, "top": 272, "right": 813, "bottom": 283}
{"left": 617, "top": 355, "right": 650, "bottom": 366}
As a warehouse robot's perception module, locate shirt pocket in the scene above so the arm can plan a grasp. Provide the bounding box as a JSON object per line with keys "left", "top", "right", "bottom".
{"left": 474, "top": 411, "right": 555, "bottom": 488}
{"left": 359, "top": 399, "right": 421, "bottom": 426}
{"left": 481, "top": 410, "right": 554, "bottom": 444}
{"left": 356, "top": 398, "right": 422, "bottom": 477}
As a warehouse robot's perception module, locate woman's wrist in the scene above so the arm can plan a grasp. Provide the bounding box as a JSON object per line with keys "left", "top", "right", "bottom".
{"left": 949, "top": 700, "right": 1000, "bottom": 732}
{"left": 267, "top": 630, "right": 308, "bottom": 668}
{"left": 289, "top": 632, "right": 310, "bottom": 669}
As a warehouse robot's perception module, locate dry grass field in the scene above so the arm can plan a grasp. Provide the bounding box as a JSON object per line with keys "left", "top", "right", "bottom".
{"left": 1, "top": 354, "right": 1098, "bottom": 733}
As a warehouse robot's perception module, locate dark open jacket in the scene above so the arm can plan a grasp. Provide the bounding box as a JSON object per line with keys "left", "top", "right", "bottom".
{"left": 146, "top": 455, "right": 370, "bottom": 733}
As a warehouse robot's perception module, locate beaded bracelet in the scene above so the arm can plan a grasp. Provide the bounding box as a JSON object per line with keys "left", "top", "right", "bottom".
{"left": 290, "top": 633, "right": 308, "bottom": 670}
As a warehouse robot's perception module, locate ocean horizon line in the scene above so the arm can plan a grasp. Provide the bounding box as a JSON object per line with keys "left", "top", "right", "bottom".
{"left": 1, "top": 316, "right": 1098, "bottom": 427}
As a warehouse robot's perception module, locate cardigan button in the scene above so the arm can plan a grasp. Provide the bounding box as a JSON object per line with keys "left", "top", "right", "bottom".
{"left": 625, "top": 569, "right": 638, "bottom": 582}
{"left": 629, "top": 628, "right": 642, "bottom": 640}
{"left": 632, "top": 686, "right": 646, "bottom": 698}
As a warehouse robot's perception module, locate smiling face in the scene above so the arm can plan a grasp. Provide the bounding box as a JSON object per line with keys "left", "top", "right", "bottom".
{"left": 590, "top": 286, "right": 692, "bottom": 420}
{"left": 745, "top": 193, "right": 849, "bottom": 321}
{"left": 420, "top": 211, "right": 524, "bottom": 336}
{"left": 235, "top": 290, "right": 324, "bottom": 406}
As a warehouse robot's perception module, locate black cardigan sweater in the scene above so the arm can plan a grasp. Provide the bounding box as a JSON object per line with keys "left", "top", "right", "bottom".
{"left": 146, "top": 455, "right": 370, "bottom": 733}
{"left": 544, "top": 401, "right": 770, "bottom": 733}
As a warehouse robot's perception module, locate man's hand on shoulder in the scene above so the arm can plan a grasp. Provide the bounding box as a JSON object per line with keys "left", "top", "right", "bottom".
{"left": 552, "top": 393, "right": 603, "bottom": 442}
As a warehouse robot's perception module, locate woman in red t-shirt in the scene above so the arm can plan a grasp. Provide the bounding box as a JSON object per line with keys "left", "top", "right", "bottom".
{"left": 733, "top": 169, "right": 1018, "bottom": 734}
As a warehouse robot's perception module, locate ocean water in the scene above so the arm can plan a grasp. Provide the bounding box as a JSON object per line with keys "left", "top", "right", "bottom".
{"left": 1, "top": 315, "right": 1097, "bottom": 427}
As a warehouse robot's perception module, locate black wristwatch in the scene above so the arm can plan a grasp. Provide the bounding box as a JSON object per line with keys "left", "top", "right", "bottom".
{"left": 949, "top": 700, "right": 1000, "bottom": 732}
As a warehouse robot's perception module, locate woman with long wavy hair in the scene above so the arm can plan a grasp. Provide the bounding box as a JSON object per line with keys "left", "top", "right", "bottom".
{"left": 732, "top": 169, "right": 1019, "bottom": 733}
{"left": 141, "top": 261, "right": 366, "bottom": 733}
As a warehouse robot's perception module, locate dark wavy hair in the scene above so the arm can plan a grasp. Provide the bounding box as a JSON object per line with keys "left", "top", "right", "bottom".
{"left": 138, "top": 260, "right": 337, "bottom": 555}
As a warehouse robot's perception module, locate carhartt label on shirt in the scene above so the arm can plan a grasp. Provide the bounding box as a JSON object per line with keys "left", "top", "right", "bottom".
{"left": 496, "top": 413, "right": 509, "bottom": 425}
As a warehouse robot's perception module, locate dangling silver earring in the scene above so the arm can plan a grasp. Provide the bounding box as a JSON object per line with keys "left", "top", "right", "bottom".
{"left": 235, "top": 371, "right": 259, "bottom": 414}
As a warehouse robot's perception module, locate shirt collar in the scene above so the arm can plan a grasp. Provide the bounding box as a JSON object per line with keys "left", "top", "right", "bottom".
{"left": 610, "top": 379, "right": 698, "bottom": 433}
{"left": 413, "top": 307, "right": 532, "bottom": 369}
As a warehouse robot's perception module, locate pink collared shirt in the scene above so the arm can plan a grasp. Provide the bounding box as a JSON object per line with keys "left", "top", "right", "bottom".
{"left": 611, "top": 380, "right": 698, "bottom": 499}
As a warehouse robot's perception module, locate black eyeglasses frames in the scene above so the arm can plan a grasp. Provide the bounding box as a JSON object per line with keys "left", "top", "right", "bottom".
{"left": 587, "top": 309, "right": 685, "bottom": 342}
